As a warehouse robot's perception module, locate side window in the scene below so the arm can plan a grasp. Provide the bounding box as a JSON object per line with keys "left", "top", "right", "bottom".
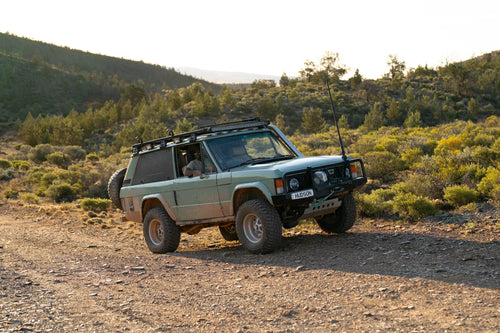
{"left": 177, "top": 144, "right": 217, "bottom": 177}
{"left": 131, "top": 147, "right": 174, "bottom": 185}
{"left": 200, "top": 144, "right": 216, "bottom": 174}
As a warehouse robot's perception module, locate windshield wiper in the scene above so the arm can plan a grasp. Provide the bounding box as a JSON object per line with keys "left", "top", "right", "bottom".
{"left": 229, "top": 155, "right": 295, "bottom": 169}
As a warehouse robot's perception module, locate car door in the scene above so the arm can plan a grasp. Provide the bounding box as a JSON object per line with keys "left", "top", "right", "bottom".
{"left": 171, "top": 145, "right": 223, "bottom": 222}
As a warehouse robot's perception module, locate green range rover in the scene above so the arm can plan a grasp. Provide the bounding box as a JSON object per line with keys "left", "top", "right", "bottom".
{"left": 108, "top": 118, "right": 367, "bottom": 254}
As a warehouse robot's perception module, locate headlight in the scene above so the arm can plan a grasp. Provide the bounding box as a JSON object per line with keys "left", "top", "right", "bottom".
{"left": 313, "top": 171, "right": 328, "bottom": 185}
{"left": 289, "top": 178, "right": 300, "bottom": 190}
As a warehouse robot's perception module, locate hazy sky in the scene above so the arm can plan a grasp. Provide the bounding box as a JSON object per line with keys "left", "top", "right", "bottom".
{"left": 1, "top": 0, "right": 499, "bottom": 79}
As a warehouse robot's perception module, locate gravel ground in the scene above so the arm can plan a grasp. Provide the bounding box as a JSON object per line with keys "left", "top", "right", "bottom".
{"left": 0, "top": 202, "right": 499, "bottom": 332}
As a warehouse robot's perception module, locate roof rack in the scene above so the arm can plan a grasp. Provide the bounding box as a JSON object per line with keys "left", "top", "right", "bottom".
{"left": 132, "top": 118, "right": 270, "bottom": 154}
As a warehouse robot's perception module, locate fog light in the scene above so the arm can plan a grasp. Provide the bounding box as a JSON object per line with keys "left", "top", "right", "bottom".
{"left": 313, "top": 171, "right": 328, "bottom": 185}
{"left": 289, "top": 178, "right": 300, "bottom": 190}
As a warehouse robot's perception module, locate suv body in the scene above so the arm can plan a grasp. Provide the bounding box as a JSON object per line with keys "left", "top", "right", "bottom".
{"left": 109, "top": 118, "right": 367, "bottom": 254}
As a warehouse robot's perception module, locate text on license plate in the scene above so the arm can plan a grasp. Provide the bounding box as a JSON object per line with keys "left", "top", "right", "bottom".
{"left": 291, "top": 189, "right": 314, "bottom": 200}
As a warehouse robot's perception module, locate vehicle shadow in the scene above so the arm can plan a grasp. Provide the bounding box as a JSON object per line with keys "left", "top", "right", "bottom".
{"left": 175, "top": 231, "right": 500, "bottom": 290}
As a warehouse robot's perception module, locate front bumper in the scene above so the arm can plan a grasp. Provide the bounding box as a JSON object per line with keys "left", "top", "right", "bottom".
{"left": 272, "top": 176, "right": 367, "bottom": 207}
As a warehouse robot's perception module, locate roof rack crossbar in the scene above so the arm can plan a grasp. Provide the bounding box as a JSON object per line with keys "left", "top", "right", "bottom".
{"left": 132, "top": 118, "right": 269, "bottom": 154}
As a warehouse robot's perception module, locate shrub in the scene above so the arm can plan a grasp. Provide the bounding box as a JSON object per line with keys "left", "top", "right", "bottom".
{"left": 392, "top": 193, "right": 438, "bottom": 221}
{"left": 0, "top": 169, "right": 15, "bottom": 181}
{"left": 356, "top": 188, "right": 395, "bottom": 218}
{"left": 12, "top": 160, "right": 30, "bottom": 170}
{"left": 0, "top": 159, "right": 11, "bottom": 169}
{"left": 3, "top": 189, "right": 18, "bottom": 199}
{"left": 86, "top": 153, "right": 100, "bottom": 162}
{"left": 63, "top": 146, "right": 87, "bottom": 161}
{"left": 363, "top": 151, "right": 404, "bottom": 181}
{"left": 395, "top": 173, "right": 443, "bottom": 199}
{"left": 478, "top": 167, "right": 500, "bottom": 197}
{"left": 21, "top": 193, "right": 39, "bottom": 204}
{"left": 443, "top": 185, "right": 479, "bottom": 207}
{"left": 28, "top": 144, "right": 54, "bottom": 163}
{"left": 80, "top": 198, "right": 111, "bottom": 211}
{"left": 46, "top": 183, "right": 76, "bottom": 203}
{"left": 83, "top": 184, "right": 108, "bottom": 198}
{"left": 46, "top": 153, "right": 69, "bottom": 167}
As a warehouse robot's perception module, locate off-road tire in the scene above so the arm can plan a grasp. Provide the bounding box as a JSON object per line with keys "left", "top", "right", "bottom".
{"left": 315, "top": 193, "right": 357, "bottom": 233}
{"left": 107, "top": 168, "right": 127, "bottom": 210}
{"left": 143, "top": 207, "right": 181, "bottom": 253}
{"left": 219, "top": 225, "right": 239, "bottom": 241}
{"left": 235, "top": 199, "right": 282, "bottom": 254}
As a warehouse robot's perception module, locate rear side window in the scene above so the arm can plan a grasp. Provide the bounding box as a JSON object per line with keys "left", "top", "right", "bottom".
{"left": 131, "top": 148, "right": 174, "bottom": 185}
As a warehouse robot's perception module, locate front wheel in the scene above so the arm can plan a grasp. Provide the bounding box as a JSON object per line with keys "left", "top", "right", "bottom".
{"left": 235, "top": 199, "right": 282, "bottom": 254}
{"left": 315, "top": 193, "right": 357, "bottom": 233}
{"left": 143, "top": 207, "right": 181, "bottom": 253}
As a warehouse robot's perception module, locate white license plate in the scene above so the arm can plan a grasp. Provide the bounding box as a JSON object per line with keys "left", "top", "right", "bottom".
{"left": 291, "top": 189, "right": 314, "bottom": 200}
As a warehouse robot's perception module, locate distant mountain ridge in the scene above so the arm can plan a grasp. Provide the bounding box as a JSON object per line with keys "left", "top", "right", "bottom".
{"left": 176, "top": 67, "right": 280, "bottom": 84}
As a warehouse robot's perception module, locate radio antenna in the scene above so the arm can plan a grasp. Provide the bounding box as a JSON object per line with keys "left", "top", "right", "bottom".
{"left": 325, "top": 76, "right": 347, "bottom": 161}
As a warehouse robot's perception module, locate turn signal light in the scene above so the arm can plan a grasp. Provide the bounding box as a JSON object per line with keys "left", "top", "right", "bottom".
{"left": 350, "top": 164, "right": 357, "bottom": 178}
{"left": 275, "top": 179, "right": 284, "bottom": 194}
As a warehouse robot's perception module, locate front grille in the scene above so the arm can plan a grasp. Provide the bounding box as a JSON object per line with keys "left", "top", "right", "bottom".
{"left": 285, "top": 164, "right": 350, "bottom": 192}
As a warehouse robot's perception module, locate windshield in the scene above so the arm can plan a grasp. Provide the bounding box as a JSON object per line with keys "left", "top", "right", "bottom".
{"left": 206, "top": 131, "right": 296, "bottom": 170}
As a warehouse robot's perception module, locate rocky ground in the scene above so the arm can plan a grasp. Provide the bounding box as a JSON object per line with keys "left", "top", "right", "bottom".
{"left": 0, "top": 201, "right": 499, "bottom": 332}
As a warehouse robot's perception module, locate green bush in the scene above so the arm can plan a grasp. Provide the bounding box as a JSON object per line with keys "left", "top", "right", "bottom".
{"left": 28, "top": 144, "right": 54, "bottom": 163}
{"left": 0, "top": 169, "right": 15, "bottom": 181}
{"left": 3, "top": 189, "right": 18, "bottom": 199}
{"left": 443, "top": 185, "right": 479, "bottom": 207}
{"left": 21, "top": 193, "right": 39, "bottom": 204}
{"left": 80, "top": 198, "right": 111, "bottom": 211}
{"left": 12, "top": 160, "right": 30, "bottom": 170}
{"left": 356, "top": 189, "right": 395, "bottom": 218}
{"left": 46, "top": 152, "right": 69, "bottom": 167}
{"left": 46, "top": 183, "right": 76, "bottom": 203}
{"left": 478, "top": 167, "right": 500, "bottom": 197}
{"left": 83, "top": 184, "right": 108, "bottom": 198}
{"left": 85, "top": 153, "right": 100, "bottom": 162}
{"left": 363, "top": 151, "right": 404, "bottom": 181}
{"left": 0, "top": 159, "right": 11, "bottom": 169}
{"left": 63, "top": 146, "right": 87, "bottom": 161}
{"left": 392, "top": 193, "right": 438, "bottom": 221}
{"left": 395, "top": 173, "right": 443, "bottom": 200}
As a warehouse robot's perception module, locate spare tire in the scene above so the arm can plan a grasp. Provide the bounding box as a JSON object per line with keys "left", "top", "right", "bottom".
{"left": 108, "top": 168, "right": 127, "bottom": 210}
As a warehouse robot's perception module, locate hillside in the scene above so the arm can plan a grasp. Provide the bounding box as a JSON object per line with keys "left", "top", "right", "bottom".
{"left": 0, "top": 33, "right": 220, "bottom": 128}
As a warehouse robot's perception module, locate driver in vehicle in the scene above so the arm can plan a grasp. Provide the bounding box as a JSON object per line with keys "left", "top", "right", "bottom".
{"left": 183, "top": 150, "right": 203, "bottom": 177}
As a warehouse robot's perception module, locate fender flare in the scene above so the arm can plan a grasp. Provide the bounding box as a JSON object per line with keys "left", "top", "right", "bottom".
{"left": 231, "top": 182, "right": 273, "bottom": 215}
{"left": 141, "top": 194, "right": 177, "bottom": 222}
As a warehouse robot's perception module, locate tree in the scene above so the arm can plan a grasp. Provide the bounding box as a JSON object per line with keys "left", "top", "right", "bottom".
{"left": 363, "top": 102, "right": 385, "bottom": 130}
{"left": 278, "top": 73, "right": 289, "bottom": 87}
{"left": 338, "top": 114, "right": 349, "bottom": 129}
{"left": 299, "top": 60, "right": 317, "bottom": 82}
{"left": 467, "top": 98, "right": 480, "bottom": 116}
{"left": 387, "top": 54, "right": 406, "bottom": 80}
{"left": 404, "top": 111, "right": 422, "bottom": 128}
{"left": 349, "top": 69, "right": 363, "bottom": 90}
{"left": 386, "top": 99, "right": 403, "bottom": 125}
{"left": 302, "top": 107, "right": 326, "bottom": 133}
{"left": 319, "top": 51, "right": 347, "bottom": 83}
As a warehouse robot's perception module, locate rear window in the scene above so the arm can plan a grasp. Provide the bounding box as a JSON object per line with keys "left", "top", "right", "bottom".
{"left": 131, "top": 148, "right": 174, "bottom": 185}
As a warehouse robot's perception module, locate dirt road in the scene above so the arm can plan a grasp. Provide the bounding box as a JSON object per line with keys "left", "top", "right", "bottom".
{"left": 1, "top": 203, "right": 499, "bottom": 332}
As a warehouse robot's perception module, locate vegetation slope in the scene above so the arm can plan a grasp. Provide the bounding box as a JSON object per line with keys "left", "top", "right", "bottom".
{"left": 0, "top": 34, "right": 499, "bottom": 224}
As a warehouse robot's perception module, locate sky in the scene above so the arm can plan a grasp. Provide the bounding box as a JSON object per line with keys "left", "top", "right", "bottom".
{"left": 1, "top": 0, "right": 499, "bottom": 80}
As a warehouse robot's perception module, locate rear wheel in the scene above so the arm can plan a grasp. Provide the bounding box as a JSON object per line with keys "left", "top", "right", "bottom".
{"left": 235, "top": 199, "right": 282, "bottom": 254}
{"left": 219, "top": 225, "right": 239, "bottom": 241}
{"left": 107, "top": 168, "right": 127, "bottom": 210}
{"left": 315, "top": 193, "right": 357, "bottom": 233}
{"left": 143, "top": 207, "right": 181, "bottom": 253}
